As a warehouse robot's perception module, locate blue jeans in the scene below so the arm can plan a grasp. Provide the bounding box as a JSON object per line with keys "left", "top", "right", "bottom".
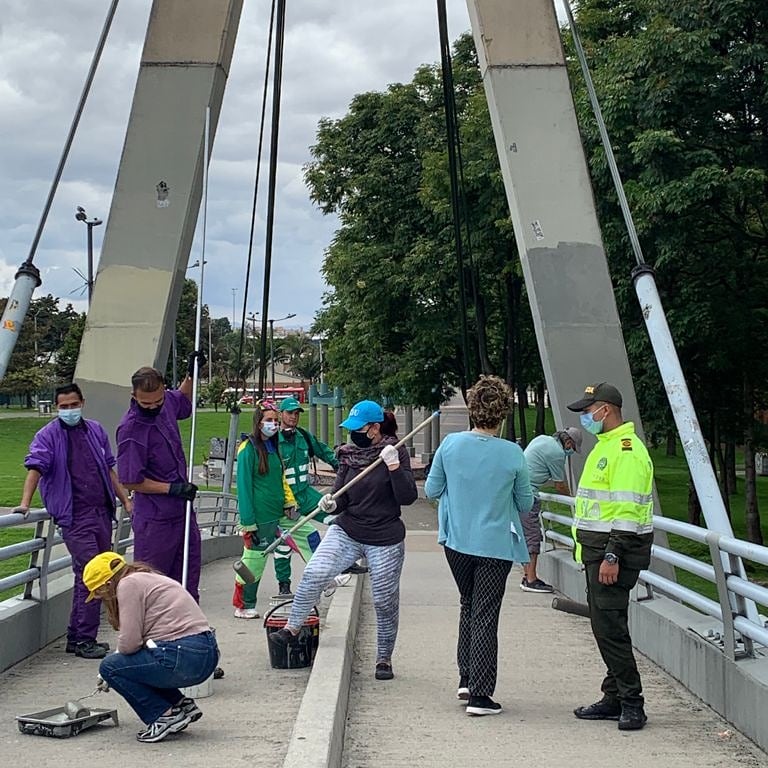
{"left": 99, "top": 631, "right": 219, "bottom": 724}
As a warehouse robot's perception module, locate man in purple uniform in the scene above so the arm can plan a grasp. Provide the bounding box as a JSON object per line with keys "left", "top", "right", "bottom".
{"left": 117, "top": 358, "right": 201, "bottom": 600}
{"left": 16, "top": 383, "right": 132, "bottom": 659}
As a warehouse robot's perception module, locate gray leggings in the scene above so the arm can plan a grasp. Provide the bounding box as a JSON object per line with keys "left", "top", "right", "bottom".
{"left": 287, "top": 524, "right": 405, "bottom": 662}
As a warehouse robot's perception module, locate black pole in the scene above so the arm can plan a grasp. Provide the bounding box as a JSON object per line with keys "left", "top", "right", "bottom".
{"left": 258, "top": 0, "right": 286, "bottom": 399}
{"left": 436, "top": 0, "right": 472, "bottom": 387}
{"left": 86, "top": 223, "right": 94, "bottom": 305}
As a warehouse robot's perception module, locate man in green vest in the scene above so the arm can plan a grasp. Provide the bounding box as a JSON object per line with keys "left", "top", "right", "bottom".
{"left": 275, "top": 397, "right": 363, "bottom": 595}
{"left": 566, "top": 382, "right": 654, "bottom": 731}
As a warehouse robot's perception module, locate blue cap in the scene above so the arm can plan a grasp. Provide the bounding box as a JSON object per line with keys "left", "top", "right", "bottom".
{"left": 279, "top": 396, "right": 304, "bottom": 412}
{"left": 340, "top": 400, "right": 384, "bottom": 430}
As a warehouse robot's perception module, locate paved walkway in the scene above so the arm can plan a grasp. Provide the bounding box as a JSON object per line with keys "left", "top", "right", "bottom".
{"left": 3, "top": 508, "right": 768, "bottom": 766}
{"left": 0, "top": 557, "right": 321, "bottom": 766}
{"left": 343, "top": 532, "right": 768, "bottom": 768}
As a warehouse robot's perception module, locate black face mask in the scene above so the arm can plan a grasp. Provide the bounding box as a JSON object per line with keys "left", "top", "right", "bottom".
{"left": 136, "top": 401, "right": 164, "bottom": 418}
{"left": 350, "top": 429, "right": 373, "bottom": 448}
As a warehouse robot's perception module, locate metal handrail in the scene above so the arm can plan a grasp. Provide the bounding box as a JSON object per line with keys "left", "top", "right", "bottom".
{"left": 0, "top": 491, "right": 240, "bottom": 599}
{"left": 538, "top": 492, "right": 768, "bottom": 659}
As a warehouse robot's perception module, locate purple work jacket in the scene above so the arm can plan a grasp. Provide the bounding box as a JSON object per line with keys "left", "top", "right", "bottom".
{"left": 116, "top": 389, "right": 192, "bottom": 520}
{"left": 24, "top": 418, "right": 116, "bottom": 528}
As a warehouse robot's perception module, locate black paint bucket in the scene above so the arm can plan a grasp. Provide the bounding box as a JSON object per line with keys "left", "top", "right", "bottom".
{"left": 264, "top": 600, "right": 320, "bottom": 669}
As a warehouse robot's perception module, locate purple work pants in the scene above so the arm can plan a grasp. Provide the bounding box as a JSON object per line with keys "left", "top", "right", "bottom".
{"left": 132, "top": 511, "right": 202, "bottom": 603}
{"left": 61, "top": 506, "right": 113, "bottom": 643}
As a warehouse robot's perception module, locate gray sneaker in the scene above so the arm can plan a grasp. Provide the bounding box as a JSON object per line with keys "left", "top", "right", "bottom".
{"left": 177, "top": 697, "right": 203, "bottom": 724}
{"left": 136, "top": 709, "right": 191, "bottom": 743}
{"left": 520, "top": 578, "right": 554, "bottom": 593}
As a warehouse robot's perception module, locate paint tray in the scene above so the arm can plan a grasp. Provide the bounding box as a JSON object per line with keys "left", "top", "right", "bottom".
{"left": 16, "top": 706, "right": 119, "bottom": 738}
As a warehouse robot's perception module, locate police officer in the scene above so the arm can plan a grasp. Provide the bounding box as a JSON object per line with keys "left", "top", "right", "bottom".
{"left": 566, "top": 382, "right": 653, "bottom": 731}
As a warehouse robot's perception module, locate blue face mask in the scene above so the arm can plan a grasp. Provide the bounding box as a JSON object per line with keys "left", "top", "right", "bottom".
{"left": 260, "top": 422, "right": 279, "bottom": 438}
{"left": 58, "top": 408, "right": 82, "bottom": 427}
{"left": 580, "top": 409, "right": 604, "bottom": 435}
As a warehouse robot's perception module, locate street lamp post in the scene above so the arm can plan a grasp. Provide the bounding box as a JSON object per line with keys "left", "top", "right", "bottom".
{"left": 75, "top": 206, "right": 103, "bottom": 306}
{"left": 247, "top": 311, "right": 259, "bottom": 395}
{"left": 231, "top": 288, "right": 238, "bottom": 329}
{"left": 269, "top": 313, "right": 296, "bottom": 397}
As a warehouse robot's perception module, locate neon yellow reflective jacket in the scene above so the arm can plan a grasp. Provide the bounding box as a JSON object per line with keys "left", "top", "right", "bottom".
{"left": 572, "top": 421, "right": 653, "bottom": 563}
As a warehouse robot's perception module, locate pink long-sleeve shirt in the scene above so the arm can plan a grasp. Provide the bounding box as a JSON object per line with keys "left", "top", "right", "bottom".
{"left": 116, "top": 571, "right": 210, "bottom": 654}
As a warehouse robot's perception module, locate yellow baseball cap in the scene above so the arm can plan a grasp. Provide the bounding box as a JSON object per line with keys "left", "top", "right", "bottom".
{"left": 83, "top": 552, "right": 126, "bottom": 602}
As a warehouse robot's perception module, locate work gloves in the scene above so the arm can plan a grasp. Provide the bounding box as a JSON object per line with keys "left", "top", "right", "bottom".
{"left": 318, "top": 493, "right": 337, "bottom": 514}
{"left": 168, "top": 481, "right": 198, "bottom": 502}
{"left": 187, "top": 350, "right": 207, "bottom": 378}
{"left": 380, "top": 444, "right": 400, "bottom": 470}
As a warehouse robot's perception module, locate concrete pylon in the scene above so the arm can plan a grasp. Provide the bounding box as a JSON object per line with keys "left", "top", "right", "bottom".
{"left": 465, "top": 0, "right": 647, "bottom": 471}
{"left": 75, "top": 0, "right": 244, "bottom": 441}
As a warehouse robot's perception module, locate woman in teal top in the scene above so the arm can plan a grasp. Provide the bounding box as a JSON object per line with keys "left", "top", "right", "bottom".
{"left": 425, "top": 375, "right": 533, "bottom": 717}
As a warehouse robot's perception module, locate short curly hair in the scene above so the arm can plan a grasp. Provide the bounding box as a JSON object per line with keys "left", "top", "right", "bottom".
{"left": 466, "top": 375, "right": 513, "bottom": 429}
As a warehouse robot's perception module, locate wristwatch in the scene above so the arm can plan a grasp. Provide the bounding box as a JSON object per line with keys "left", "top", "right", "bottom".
{"left": 603, "top": 552, "right": 619, "bottom": 565}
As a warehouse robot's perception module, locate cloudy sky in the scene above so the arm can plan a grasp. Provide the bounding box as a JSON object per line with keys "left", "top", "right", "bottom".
{"left": 0, "top": 0, "right": 473, "bottom": 331}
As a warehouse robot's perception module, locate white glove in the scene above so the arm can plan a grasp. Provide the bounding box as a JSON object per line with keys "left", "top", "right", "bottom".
{"left": 96, "top": 674, "right": 110, "bottom": 693}
{"left": 318, "top": 493, "right": 337, "bottom": 514}
{"left": 380, "top": 444, "right": 400, "bottom": 470}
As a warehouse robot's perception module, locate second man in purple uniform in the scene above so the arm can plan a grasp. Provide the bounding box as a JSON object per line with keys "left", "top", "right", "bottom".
{"left": 117, "top": 360, "right": 201, "bottom": 600}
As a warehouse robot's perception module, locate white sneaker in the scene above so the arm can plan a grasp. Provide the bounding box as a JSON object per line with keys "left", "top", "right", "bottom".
{"left": 234, "top": 607, "right": 260, "bottom": 619}
{"left": 323, "top": 573, "right": 352, "bottom": 597}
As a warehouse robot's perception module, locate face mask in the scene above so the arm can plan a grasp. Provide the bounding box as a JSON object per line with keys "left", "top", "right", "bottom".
{"left": 58, "top": 408, "right": 82, "bottom": 427}
{"left": 350, "top": 429, "right": 373, "bottom": 448}
{"left": 136, "top": 402, "right": 163, "bottom": 418}
{"left": 261, "top": 422, "right": 279, "bottom": 438}
{"left": 580, "top": 409, "right": 604, "bottom": 435}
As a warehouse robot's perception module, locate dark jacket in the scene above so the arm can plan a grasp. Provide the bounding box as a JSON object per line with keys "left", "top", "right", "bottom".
{"left": 333, "top": 443, "right": 417, "bottom": 546}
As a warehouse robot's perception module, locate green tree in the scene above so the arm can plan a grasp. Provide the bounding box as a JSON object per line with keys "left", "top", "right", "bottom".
{"left": 55, "top": 313, "right": 86, "bottom": 382}
{"left": 570, "top": 0, "right": 768, "bottom": 539}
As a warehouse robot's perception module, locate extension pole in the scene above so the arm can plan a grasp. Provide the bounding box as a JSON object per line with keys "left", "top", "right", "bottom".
{"left": 262, "top": 410, "right": 440, "bottom": 555}
{"left": 182, "top": 106, "right": 210, "bottom": 590}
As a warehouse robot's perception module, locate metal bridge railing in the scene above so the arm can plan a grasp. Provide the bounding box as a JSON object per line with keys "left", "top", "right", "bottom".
{"left": 0, "top": 491, "right": 239, "bottom": 600}
{"left": 539, "top": 492, "right": 768, "bottom": 660}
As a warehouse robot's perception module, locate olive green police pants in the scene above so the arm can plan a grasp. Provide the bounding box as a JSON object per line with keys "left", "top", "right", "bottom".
{"left": 584, "top": 561, "right": 644, "bottom": 707}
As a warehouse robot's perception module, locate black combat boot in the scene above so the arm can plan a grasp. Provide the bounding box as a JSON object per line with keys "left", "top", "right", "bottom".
{"left": 618, "top": 703, "right": 648, "bottom": 731}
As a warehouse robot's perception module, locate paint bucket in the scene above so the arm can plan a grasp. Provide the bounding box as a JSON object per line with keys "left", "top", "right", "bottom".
{"left": 180, "top": 627, "right": 218, "bottom": 699}
{"left": 264, "top": 600, "right": 320, "bottom": 669}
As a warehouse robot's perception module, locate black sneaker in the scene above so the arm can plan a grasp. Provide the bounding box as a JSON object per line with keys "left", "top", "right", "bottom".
{"left": 375, "top": 662, "right": 394, "bottom": 680}
{"left": 66, "top": 640, "right": 109, "bottom": 654}
{"left": 74, "top": 640, "right": 109, "bottom": 659}
{"left": 457, "top": 676, "right": 469, "bottom": 702}
{"left": 466, "top": 695, "right": 502, "bottom": 716}
{"left": 343, "top": 563, "right": 368, "bottom": 575}
{"left": 520, "top": 577, "right": 554, "bottom": 593}
{"left": 278, "top": 581, "right": 293, "bottom": 596}
{"left": 136, "top": 709, "right": 191, "bottom": 743}
{"left": 618, "top": 704, "right": 648, "bottom": 731}
{"left": 269, "top": 628, "right": 297, "bottom": 648}
{"left": 574, "top": 698, "right": 621, "bottom": 720}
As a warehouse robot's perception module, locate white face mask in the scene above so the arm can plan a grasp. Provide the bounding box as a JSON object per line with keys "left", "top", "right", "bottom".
{"left": 58, "top": 408, "right": 82, "bottom": 426}
{"left": 260, "top": 422, "right": 279, "bottom": 438}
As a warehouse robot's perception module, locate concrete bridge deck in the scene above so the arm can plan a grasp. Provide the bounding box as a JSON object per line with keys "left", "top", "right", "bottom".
{"left": 1, "top": 504, "right": 767, "bottom": 766}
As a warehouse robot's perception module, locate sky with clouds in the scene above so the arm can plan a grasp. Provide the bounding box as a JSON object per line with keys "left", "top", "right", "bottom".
{"left": 0, "top": 0, "right": 474, "bottom": 331}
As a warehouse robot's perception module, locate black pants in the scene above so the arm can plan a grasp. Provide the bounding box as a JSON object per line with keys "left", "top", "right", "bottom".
{"left": 445, "top": 547, "right": 512, "bottom": 697}
{"left": 584, "top": 561, "right": 644, "bottom": 707}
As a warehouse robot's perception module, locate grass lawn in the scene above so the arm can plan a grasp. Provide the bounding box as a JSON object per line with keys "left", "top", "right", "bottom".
{"left": 1, "top": 406, "right": 766, "bottom": 609}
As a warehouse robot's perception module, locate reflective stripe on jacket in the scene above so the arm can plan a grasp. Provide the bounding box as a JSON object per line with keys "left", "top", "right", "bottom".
{"left": 572, "top": 421, "right": 653, "bottom": 563}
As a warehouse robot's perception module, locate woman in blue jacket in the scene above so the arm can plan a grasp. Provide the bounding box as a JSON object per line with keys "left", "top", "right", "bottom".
{"left": 425, "top": 375, "right": 533, "bottom": 716}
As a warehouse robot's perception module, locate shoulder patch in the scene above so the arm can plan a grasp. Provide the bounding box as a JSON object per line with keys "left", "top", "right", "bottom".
{"left": 621, "top": 439, "right": 633, "bottom": 452}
